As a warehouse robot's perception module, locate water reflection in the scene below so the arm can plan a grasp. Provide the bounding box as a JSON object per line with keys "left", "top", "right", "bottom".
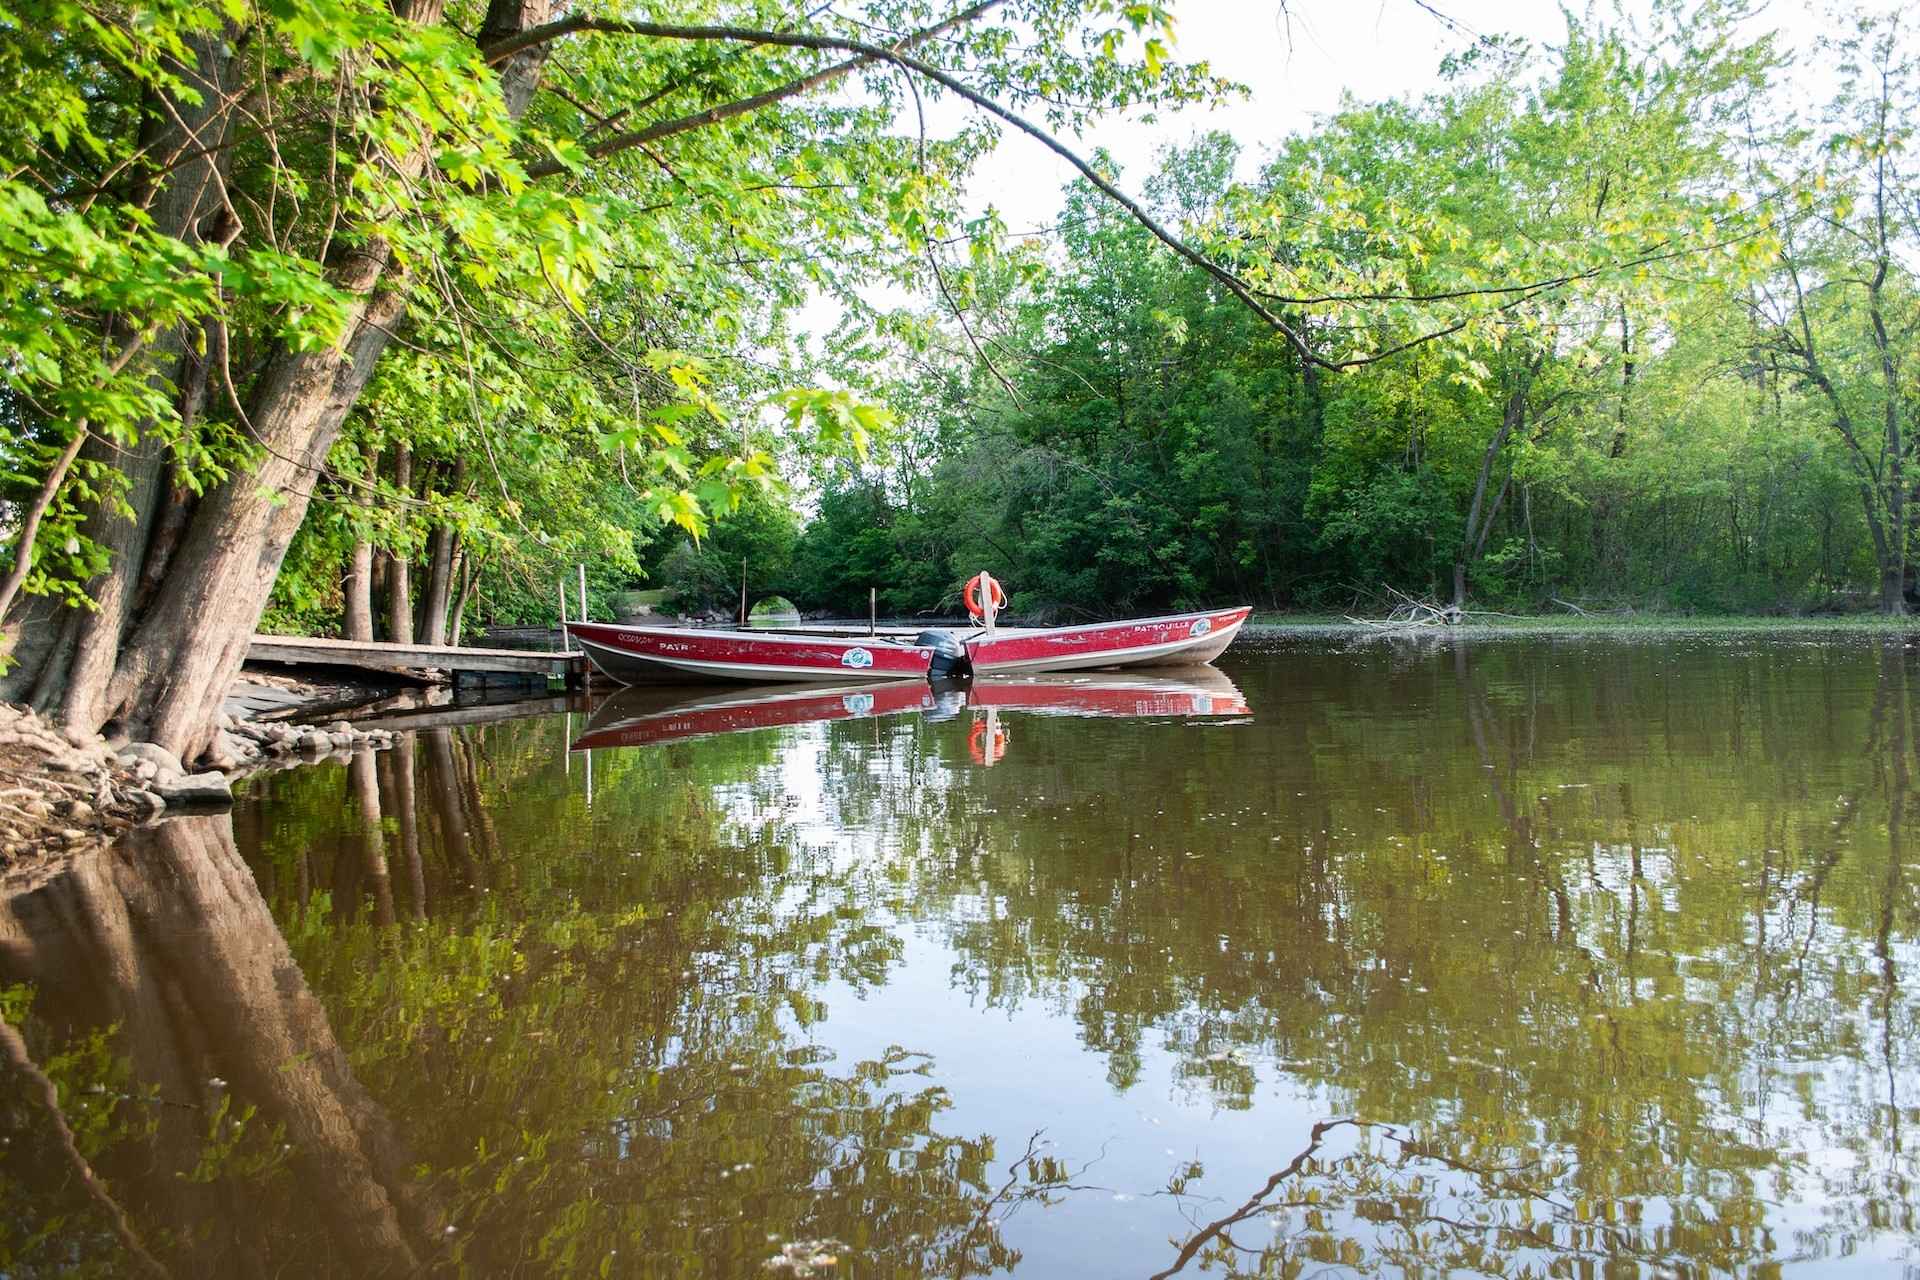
{"left": 0, "top": 815, "right": 439, "bottom": 1276}
{"left": 571, "top": 668, "right": 1249, "bottom": 751}
{"left": 2, "top": 635, "right": 1919, "bottom": 1276}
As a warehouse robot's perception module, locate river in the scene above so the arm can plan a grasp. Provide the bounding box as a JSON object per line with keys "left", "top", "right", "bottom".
{"left": 3, "top": 631, "right": 1918, "bottom": 1276}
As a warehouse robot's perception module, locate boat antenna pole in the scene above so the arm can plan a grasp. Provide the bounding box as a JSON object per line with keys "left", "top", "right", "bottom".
{"left": 870, "top": 587, "right": 877, "bottom": 638}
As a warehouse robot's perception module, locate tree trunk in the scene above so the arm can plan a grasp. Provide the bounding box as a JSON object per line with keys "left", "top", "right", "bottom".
{"left": 421, "top": 455, "right": 467, "bottom": 645}
{"left": 385, "top": 444, "right": 414, "bottom": 646}
{"left": 1, "top": 0, "right": 560, "bottom": 763}
{"left": 345, "top": 538, "right": 375, "bottom": 641}
{"left": 94, "top": 283, "right": 414, "bottom": 757}
{"left": 343, "top": 451, "right": 376, "bottom": 641}
{"left": 1454, "top": 382, "right": 1527, "bottom": 611}
{"left": 1609, "top": 299, "right": 1633, "bottom": 459}
{"left": 5, "top": 29, "right": 234, "bottom": 731}
{"left": 447, "top": 550, "right": 480, "bottom": 648}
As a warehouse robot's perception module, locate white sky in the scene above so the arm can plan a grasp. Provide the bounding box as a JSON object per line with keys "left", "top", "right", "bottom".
{"left": 795, "top": 0, "right": 1843, "bottom": 341}
{"left": 957, "top": 0, "right": 1846, "bottom": 231}
{"left": 961, "top": 0, "right": 1577, "bottom": 234}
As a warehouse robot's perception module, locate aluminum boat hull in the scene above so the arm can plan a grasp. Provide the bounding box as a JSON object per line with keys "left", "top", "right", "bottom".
{"left": 568, "top": 622, "right": 932, "bottom": 684}
{"left": 966, "top": 606, "right": 1252, "bottom": 674}
{"left": 567, "top": 605, "right": 1252, "bottom": 687}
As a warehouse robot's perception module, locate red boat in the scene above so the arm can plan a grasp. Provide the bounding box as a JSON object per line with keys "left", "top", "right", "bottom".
{"left": 566, "top": 592, "right": 1251, "bottom": 687}
{"left": 569, "top": 669, "right": 1250, "bottom": 751}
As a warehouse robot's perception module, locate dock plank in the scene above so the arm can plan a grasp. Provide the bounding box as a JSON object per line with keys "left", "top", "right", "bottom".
{"left": 248, "top": 633, "right": 584, "bottom": 678}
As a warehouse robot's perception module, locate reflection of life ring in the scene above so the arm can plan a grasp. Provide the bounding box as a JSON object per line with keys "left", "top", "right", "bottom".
{"left": 967, "top": 717, "right": 1008, "bottom": 766}
{"left": 964, "top": 572, "right": 1007, "bottom": 621}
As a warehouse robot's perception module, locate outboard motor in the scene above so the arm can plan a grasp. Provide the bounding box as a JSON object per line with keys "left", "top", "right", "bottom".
{"left": 916, "top": 630, "right": 972, "bottom": 681}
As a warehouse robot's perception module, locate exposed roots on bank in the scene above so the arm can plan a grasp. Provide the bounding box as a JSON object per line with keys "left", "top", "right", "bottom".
{"left": 0, "top": 702, "right": 396, "bottom": 876}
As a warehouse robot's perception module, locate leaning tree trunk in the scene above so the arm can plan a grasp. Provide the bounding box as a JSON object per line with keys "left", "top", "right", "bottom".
{"left": 7, "top": 29, "right": 235, "bottom": 731}
{"left": 93, "top": 283, "right": 415, "bottom": 759}
{"left": 447, "top": 551, "right": 477, "bottom": 648}
{"left": 1, "top": 0, "right": 560, "bottom": 763}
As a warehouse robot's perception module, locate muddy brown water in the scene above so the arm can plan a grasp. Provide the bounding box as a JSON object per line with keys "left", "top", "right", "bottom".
{"left": 4, "top": 632, "right": 1920, "bottom": 1276}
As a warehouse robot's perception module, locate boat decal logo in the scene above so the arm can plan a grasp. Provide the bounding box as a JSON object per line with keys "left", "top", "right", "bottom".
{"left": 843, "top": 693, "right": 875, "bottom": 714}
{"left": 1189, "top": 617, "right": 1213, "bottom": 637}
{"left": 842, "top": 647, "right": 874, "bottom": 669}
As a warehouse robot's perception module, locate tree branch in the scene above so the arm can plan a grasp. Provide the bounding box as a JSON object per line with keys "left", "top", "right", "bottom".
{"left": 510, "top": 9, "right": 1329, "bottom": 361}
{"left": 519, "top": 2, "right": 1000, "bottom": 179}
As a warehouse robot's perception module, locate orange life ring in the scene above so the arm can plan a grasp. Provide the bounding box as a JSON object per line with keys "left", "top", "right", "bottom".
{"left": 964, "top": 572, "right": 1007, "bottom": 621}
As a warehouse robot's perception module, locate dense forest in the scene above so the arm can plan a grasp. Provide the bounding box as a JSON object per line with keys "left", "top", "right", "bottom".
{"left": 2, "top": 0, "right": 1920, "bottom": 758}
{"left": 664, "top": 6, "right": 1920, "bottom": 621}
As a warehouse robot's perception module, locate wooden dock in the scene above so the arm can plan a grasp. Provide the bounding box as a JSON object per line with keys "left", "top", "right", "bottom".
{"left": 247, "top": 634, "right": 585, "bottom": 682}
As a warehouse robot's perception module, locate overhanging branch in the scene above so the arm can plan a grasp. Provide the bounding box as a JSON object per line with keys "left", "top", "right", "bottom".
{"left": 518, "top": 2, "right": 1000, "bottom": 179}
{"left": 504, "top": 8, "right": 1323, "bottom": 361}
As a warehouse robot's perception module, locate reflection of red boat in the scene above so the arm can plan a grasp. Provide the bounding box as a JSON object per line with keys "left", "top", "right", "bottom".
{"left": 569, "top": 669, "right": 1249, "bottom": 751}
{"left": 571, "top": 681, "right": 939, "bottom": 750}
{"left": 564, "top": 605, "right": 1252, "bottom": 686}
{"left": 966, "top": 672, "right": 1249, "bottom": 718}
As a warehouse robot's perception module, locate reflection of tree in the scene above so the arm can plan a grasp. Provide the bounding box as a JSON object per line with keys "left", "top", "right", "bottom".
{"left": 827, "top": 639, "right": 1920, "bottom": 1274}
{"left": 1150, "top": 1113, "right": 1789, "bottom": 1278}
{"left": 4, "top": 718, "right": 1029, "bottom": 1276}
{"left": 0, "top": 815, "right": 439, "bottom": 1276}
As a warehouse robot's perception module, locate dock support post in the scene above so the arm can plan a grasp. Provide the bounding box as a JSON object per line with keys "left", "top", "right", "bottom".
{"left": 577, "top": 563, "right": 588, "bottom": 624}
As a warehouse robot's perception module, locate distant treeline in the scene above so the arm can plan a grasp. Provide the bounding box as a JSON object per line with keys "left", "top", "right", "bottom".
{"left": 662, "top": 8, "right": 1918, "bottom": 620}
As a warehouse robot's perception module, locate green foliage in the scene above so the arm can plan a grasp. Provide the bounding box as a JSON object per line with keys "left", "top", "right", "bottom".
{"left": 783, "top": 7, "right": 1903, "bottom": 619}
{"left": 655, "top": 490, "right": 801, "bottom": 616}
{"left": 4, "top": 0, "right": 1227, "bottom": 639}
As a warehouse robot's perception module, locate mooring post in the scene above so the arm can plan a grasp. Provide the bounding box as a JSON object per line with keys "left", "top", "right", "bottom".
{"left": 739, "top": 557, "right": 748, "bottom": 627}
{"left": 577, "top": 563, "right": 588, "bottom": 624}
{"left": 556, "top": 581, "right": 567, "bottom": 649}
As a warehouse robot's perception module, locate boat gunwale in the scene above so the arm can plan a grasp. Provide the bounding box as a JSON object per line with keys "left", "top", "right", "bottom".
{"left": 566, "top": 620, "right": 929, "bottom": 648}
{"left": 568, "top": 604, "right": 1251, "bottom": 648}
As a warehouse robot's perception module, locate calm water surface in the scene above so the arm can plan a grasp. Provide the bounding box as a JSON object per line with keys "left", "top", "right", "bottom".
{"left": 5, "top": 633, "right": 1920, "bottom": 1277}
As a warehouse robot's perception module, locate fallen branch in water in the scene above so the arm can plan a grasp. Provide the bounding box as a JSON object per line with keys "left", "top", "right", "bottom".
{"left": 1345, "top": 587, "right": 1463, "bottom": 629}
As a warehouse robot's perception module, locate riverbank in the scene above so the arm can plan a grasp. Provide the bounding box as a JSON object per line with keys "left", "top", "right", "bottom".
{"left": 0, "top": 682, "right": 400, "bottom": 880}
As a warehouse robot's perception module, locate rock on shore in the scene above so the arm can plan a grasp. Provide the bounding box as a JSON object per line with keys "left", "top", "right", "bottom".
{"left": 0, "top": 702, "right": 395, "bottom": 875}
